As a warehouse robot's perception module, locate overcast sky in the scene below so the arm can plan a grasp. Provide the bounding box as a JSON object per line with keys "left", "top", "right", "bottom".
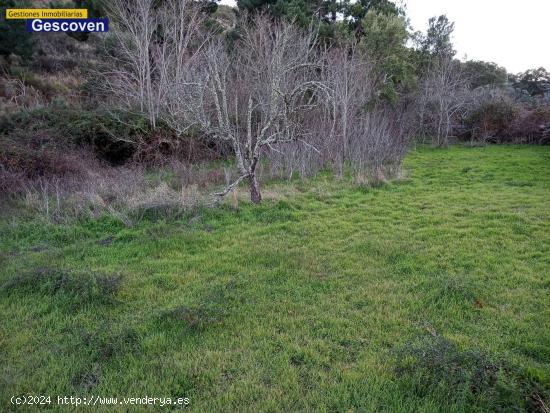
{"left": 219, "top": 0, "right": 550, "bottom": 74}
{"left": 404, "top": 0, "right": 550, "bottom": 73}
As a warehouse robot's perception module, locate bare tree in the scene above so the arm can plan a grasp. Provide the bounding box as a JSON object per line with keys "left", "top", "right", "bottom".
{"left": 265, "top": 41, "right": 412, "bottom": 184}
{"left": 418, "top": 57, "right": 470, "bottom": 146}
{"left": 181, "top": 16, "right": 327, "bottom": 203}
{"left": 322, "top": 43, "right": 411, "bottom": 182}
{"left": 103, "top": 0, "right": 207, "bottom": 130}
{"left": 346, "top": 104, "right": 411, "bottom": 182}
{"left": 102, "top": 5, "right": 412, "bottom": 201}
{"left": 323, "top": 44, "right": 373, "bottom": 176}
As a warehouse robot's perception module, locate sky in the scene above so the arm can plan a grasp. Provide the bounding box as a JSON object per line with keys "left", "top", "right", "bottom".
{"left": 403, "top": 0, "right": 550, "bottom": 74}
{"left": 219, "top": 0, "right": 550, "bottom": 74}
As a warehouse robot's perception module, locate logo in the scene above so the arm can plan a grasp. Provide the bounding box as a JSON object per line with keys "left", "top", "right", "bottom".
{"left": 6, "top": 9, "right": 88, "bottom": 19}
{"left": 6, "top": 9, "right": 108, "bottom": 33}
{"left": 26, "top": 18, "right": 108, "bottom": 33}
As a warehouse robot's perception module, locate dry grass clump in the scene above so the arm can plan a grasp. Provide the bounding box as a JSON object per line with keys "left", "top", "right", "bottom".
{"left": 0, "top": 140, "right": 225, "bottom": 224}
{"left": 16, "top": 164, "right": 211, "bottom": 224}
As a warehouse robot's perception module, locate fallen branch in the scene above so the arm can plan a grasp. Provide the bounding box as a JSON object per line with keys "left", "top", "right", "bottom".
{"left": 208, "top": 173, "right": 250, "bottom": 206}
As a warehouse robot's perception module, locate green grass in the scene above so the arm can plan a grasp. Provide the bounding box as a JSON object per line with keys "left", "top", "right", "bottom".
{"left": 1, "top": 145, "right": 549, "bottom": 412}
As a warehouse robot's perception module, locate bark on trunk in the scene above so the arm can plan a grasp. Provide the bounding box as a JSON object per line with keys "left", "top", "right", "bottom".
{"left": 249, "top": 173, "right": 262, "bottom": 204}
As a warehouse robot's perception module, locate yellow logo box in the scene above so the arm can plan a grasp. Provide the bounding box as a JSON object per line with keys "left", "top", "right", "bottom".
{"left": 6, "top": 9, "right": 88, "bottom": 19}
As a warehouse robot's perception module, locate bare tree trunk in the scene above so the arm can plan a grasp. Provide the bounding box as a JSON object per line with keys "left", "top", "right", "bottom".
{"left": 340, "top": 96, "right": 348, "bottom": 178}
{"left": 248, "top": 172, "right": 261, "bottom": 204}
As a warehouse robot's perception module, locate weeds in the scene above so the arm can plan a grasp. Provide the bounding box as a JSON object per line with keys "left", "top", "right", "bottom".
{"left": 394, "top": 335, "right": 550, "bottom": 411}
{"left": 71, "top": 325, "right": 142, "bottom": 391}
{"left": 1, "top": 267, "right": 123, "bottom": 306}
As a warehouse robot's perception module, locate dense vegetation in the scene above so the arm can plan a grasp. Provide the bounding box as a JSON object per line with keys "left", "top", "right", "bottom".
{"left": 1, "top": 146, "right": 549, "bottom": 411}
{"left": 1, "top": 0, "right": 549, "bottom": 207}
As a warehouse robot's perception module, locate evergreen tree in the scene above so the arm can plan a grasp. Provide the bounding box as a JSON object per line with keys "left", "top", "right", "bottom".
{"left": 511, "top": 67, "right": 550, "bottom": 97}
{"left": 360, "top": 10, "right": 414, "bottom": 105}
{"left": 0, "top": 0, "right": 34, "bottom": 63}
{"left": 462, "top": 60, "right": 508, "bottom": 89}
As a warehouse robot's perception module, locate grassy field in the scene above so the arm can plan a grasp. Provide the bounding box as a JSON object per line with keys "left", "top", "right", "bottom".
{"left": 1, "top": 145, "right": 549, "bottom": 412}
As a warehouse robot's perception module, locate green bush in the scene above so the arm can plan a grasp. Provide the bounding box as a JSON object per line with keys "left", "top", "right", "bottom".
{"left": 465, "top": 98, "right": 519, "bottom": 141}
{"left": 464, "top": 98, "right": 550, "bottom": 144}
{"left": 1, "top": 104, "right": 149, "bottom": 164}
{"left": 61, "top": 109, "right": 148, "bottom": 164}
{"left": 0, "top": 1, "right": 34, "bottom": 63}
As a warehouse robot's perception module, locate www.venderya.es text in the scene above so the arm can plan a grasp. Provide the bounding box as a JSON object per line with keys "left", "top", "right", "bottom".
{"left": 10, "top": 395, "right": 190, "bottom": 407}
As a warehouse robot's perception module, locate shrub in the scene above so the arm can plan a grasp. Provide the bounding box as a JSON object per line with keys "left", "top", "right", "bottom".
{"left": 0, "top": 105, "right": 143, "bottom": 164}
{"left": 8, "top": 66, "right": 69, "bottom": 99}
{"left": 460, "top": 85, "right": 550, "bottom": 144}
{"left": 1, "top": 100, "right": 231, "bottom": 166}
{"left": 512, "top": 106, "right": 550, "bottom": 144}
{"left": 61, "top": 109, "right": 145, "bottom": 164}
{"left": 465, "top": 97, "right": 520, "bottom": 142}
{"left": 0, "top": 137, "right": 93, "bottom": 179}
{"left": 464, "top": 97, "right": 550, "bottom": 144}
{"left": 0, "top": 130, "right": 102, "bottom": 200}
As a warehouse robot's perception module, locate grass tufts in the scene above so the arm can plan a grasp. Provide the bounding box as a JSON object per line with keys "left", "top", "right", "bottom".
{"left": 394, "top": 335, "right": 550, "bottom": 411}
{"left": 159, "top": 305, "right": 223, "bottom": 333}
{"left": 1, "top": 267, "right": 123, "bottom": 306}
